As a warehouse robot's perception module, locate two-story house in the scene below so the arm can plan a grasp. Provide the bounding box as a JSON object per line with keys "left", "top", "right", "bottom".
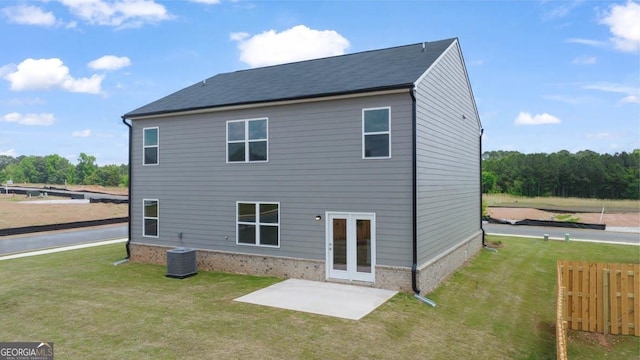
{"left": 122, "top": 37, "right": 483, "bottom": 294}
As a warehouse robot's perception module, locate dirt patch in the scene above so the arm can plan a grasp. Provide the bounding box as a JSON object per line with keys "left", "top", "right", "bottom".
{"left": 0, "top": 194, "right": 127, "bottom": 229}
{"left": 488, "top": 207, "right": 640, "bottom": 227}
{"left": 568, "top": 330, "right": 623, "bottom": 348}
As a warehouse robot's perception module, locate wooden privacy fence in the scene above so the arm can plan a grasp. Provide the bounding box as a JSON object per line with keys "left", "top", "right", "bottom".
{"left": 557, "top": 260, "right": 639, "bottom": 336}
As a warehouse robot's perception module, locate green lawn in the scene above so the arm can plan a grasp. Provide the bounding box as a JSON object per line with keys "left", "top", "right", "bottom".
{"left": 1, "top": 237, "right": 638, "bottom": 359}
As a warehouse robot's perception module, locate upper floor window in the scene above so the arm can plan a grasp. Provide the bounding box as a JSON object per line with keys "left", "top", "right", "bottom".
{"left": 227, "top": 118, "right": 268, "bottom": 163}
{"left": 143, "top": 127, "right": 159, "bottom": 165}
{"left": 236, "top": 202, "right": 279, "bottom": 247}
{"left": 362, "top": 107, "right": 391, "bottom": 159}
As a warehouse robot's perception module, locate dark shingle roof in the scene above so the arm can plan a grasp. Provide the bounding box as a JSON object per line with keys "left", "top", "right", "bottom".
{"left": 124, "top": 38, "right": 456, "bottom": 118}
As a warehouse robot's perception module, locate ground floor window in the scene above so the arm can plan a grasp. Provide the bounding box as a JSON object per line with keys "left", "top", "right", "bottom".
{"left": 143, "top": 199, "right": 159, "bottom": 237}
{"left": 236, "top": 201, "right": 279, "bottom": 247}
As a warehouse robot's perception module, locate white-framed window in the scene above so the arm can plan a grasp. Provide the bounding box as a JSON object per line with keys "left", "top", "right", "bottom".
{"left": 227, "top": 118, "right": 268, "bottom": 163}
{"left": 362, "top": 107, "right": 391, "bottom": 159}
{"left": 236, "top": 201, "right": 280, "bottom": 247}
{"left": 143, "top": 127, "right": 159, "bottom": 165}
{"left": 143, "top": 199, "right": 159, "bottom": 237}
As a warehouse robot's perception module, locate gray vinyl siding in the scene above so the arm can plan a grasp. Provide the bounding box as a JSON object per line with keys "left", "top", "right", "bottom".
{"left": 130, "top": 93, "right": 414, "bottom": 267}
{"left": 415, "top": 41, "right": 481, "bottom": 265}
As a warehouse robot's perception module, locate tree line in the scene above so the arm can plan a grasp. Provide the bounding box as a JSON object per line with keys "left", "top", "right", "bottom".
{"left": 0, "top": 153, "right": 127, "bottom": 187}
{"left": 2, "top": 150, "right": 638, "bottom": 198}
{"left": 482, "top": 150, "right": 640, "bottom": 200}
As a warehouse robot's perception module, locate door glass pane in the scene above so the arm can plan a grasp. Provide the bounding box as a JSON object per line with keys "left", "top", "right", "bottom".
{"left": 332, "top": 218, "right": 347, "bottom": 271}
{"left": 356, "top": 219, "right": 371, "bottom": 273}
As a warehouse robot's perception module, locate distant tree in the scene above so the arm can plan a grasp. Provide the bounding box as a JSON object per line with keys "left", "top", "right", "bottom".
{"left": 89, "top": 164, "right": 122, "bottom": 187}
{"left": 482, "top": 171, "right": 497, "bottom": 193}
{"left": 43, "top": 154, "right": 72, "bottom": 184}
{"left": 482, "top": 149, "right": 639, "bottom": 199}
{"left": 75, "top": 153, "right": 97, "bottom": 185}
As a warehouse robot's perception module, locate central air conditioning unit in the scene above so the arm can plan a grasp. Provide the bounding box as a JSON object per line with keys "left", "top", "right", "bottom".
{"left": 166, "top": 248, "right": 197, "bottom": 279}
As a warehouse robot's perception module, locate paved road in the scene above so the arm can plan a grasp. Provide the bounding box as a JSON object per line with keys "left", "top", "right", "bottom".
{"left": 484, "top": 223, "right": 640, "bottom": 245}
{"left": 1, "top": 222, "right": 637, "bottom": 257}
{"left": 0, "top": 225, "right": 128, "bottom": 255}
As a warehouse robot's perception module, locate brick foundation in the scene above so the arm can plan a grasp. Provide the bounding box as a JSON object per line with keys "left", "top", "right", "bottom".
{"left": 415, "top": 231, "right": 484, "bottom": 294}
{"left": 129, "top": 230, "right": 481, "bottom": 293}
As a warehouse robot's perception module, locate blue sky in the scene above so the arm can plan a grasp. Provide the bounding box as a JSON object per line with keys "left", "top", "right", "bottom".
{"left": 0, "top": 0, "right": 638, "bottom": 165}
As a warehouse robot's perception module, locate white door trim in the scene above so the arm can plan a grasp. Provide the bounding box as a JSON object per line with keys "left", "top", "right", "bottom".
{"left": 325, "top": 211, "right": 376, "bottom": 283}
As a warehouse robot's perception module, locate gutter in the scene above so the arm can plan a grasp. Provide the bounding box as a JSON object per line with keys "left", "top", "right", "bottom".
{"left": 410, "top": 89, "right": 419, "bottom": 295}
{"left": 121, "top": 116, "right": 133, "bottom": 259}
{"left": 480, "top": 128, "right": 486, "bottom": 247}
{"left": 410, "top": 89, "right": 436, "bottom": 307}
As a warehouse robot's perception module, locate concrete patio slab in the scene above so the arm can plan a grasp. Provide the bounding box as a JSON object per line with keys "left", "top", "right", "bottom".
{"left": 234, "top": 278, "right": 398, "bottom": 320}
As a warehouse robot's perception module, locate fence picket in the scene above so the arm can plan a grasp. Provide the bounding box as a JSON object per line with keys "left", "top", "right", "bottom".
{"left": 634, "top": 264, "right": 640, "bottom": 336}
{"left": 557, "top": 261, "right": 638, "bottom": 339}
{"left": 620, "top": 265, "right": 629, "bottom": 335}
{"left": 588, "top": 262, "right": 597, "bottom": 332}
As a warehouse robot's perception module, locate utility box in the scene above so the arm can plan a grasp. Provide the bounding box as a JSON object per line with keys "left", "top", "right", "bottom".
{"left": 166, "top": 248, "right": 197, "bottom": 279}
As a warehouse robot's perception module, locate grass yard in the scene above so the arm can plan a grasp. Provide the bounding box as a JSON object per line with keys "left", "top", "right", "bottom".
{"left": 1, "top": 237, "right": 638, "bottom": 359}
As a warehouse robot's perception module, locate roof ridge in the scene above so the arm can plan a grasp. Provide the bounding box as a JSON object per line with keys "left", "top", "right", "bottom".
{"left": 223, "top": 38, "right": 457, "bottom": 76}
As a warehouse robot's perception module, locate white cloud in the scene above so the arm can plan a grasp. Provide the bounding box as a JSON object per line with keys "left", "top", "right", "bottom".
{"left": 2, "top": 112, "right": 55, "bottom": 126}
{"left": 72, "top": 129, "right": 92, "bottom": 137}
{"left": 3, "top": 58, "right": 104, "bottom": 94}
{"left": 2, "top": 5, "right": 56, "bottom": 26}
{"left": 566, "top": 38, "right": 607, "bottom": 48}
{"left": 514, "top": 112, "right": 561, "bottom": 126}
{"left": 190, "top": 0, "right": 221, "bottom": 4}
{"left": 600, "top": 1, "right": 640, "bottom": 52}
{"left": 59, "top": 0, "right": 172, "bottom": 28}
{"left": 543, "top": 94, "right": 594, "bottom": 105}
{"left": 0, "top": 148, "right": 17, "bottom": 156}
{"left": 583, "top": 82, "right": 640, "bottom": 103}
{"left": 7, "top": 97, "right": 46, "bottom": 106}
{"left": 571, "top": 56, "right": 596, "bottom": 64}
{"left": 543, "top": 0, "right": 582, "bottom": 19}
{"left": 229, "top": 32, "right": 249, "bottom": 41}
{"left": 231, "top": 25, "right": 350, "bottom": 68}
{"left": 88, "top": 55, "right": 131, "bottom": 70}
{"left": 586, "top": 132, "right": 612, "bottom": 139}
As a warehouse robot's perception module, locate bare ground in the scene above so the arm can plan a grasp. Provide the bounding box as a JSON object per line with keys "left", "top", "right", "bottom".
{"left": 0, "top": 194, "right": 127, "bottom": 229}
{"left": 488, "top": 207, "right": 640, "bottom": 227}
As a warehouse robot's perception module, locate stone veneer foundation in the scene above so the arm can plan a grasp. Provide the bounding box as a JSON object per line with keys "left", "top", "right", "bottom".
{"left": 130, "top": 230, "right": 482, "bottom": 294}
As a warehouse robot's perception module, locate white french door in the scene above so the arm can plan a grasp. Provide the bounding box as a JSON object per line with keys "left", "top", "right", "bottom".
{"left": 326, "top": 212, "right": 376, "bottom": 282}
